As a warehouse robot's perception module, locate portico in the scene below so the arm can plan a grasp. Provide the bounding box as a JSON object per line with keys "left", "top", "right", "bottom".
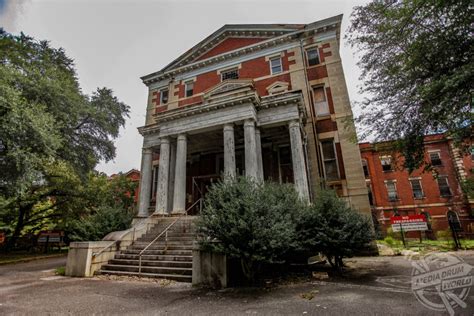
{"left": 137, "top": 81, "right": 310, "bottom": 217}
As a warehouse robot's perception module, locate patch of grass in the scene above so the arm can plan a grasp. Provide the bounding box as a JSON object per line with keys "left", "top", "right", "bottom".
{"left": 55, "top": 266, "right": 65, "bottom": 276}
{"left": 377, "top": 238, "right": 474, "bottom": 254}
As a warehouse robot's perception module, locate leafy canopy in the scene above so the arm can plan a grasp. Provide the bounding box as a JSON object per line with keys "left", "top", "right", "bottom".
{"left": 347, "top": 0, "right": 473, "bottom": 171}
{"left": 0, "top": 29, "right": 130, "bottom": 249}
{"left": 0, "top": 29, "right": 129, "bottom": 195}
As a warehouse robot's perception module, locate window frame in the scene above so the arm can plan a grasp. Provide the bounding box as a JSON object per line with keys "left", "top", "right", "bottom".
{"left": 160, "top": 89, "right": 169, "bottom": 104}
{"left": 269, "top": 57, "right": 283, "bottom": 75}
{"left": 221, "top": 68, "right": 239, "bottom": 81}
{"left": 319, "top": 139, "right": 340, "bottom": 181}
{"left": 385, "top": 180, "right": 398, "bottom": 202}
{"left": 185, "top": 81, "right": 194, "bottom": 98}
{"left": 380, "top": 156, "right": 393, "bottom": 172}
{"left": 429, "top": 151, "right": 442, "bottom": 166}
{"left": 313, "top": 86, "right": 330, "bottom": 117}
{"left": 409, "top": 178, "right": 424, "bottom": 199}
{"left": 306, "top": 48, "right": 320, "bottom": 66}
{"left": 437, "top": 176, "right": 452, "bottom": 197}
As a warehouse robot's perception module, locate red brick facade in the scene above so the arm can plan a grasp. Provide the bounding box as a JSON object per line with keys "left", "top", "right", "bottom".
{"left": 360, "top": 134, "right": 473, "bottom": 237}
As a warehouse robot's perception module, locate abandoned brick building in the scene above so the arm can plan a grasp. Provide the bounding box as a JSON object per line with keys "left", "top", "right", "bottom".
{"left": 360, "top": 135, "right": 473, "bottom": 236}
{"left": 136, "top": 14, "right": 370, "bottom": 217}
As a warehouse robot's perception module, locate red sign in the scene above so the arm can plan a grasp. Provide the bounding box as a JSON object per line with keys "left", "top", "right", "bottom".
{"left": 390, "top": 215, "right": 428, "bottom": 232}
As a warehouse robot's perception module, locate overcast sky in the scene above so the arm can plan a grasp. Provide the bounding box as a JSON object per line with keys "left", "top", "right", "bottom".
{"left": 1, "top": 0, "right": 369, "bottom": 175}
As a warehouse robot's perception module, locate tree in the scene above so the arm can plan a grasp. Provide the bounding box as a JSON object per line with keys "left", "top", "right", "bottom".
{"left": 196, "top": 177, "right": 303, "bottom": 280}
{"left": 63, "top": 173, "right": 137, "bottom": 242}
{"left": 296, "top": 190, "right": 374, "bottom": 270}
{"left": 0, "top": 30, "right": 130, "bottom": 249}
{"left": 347, "top": 0, "right": 473, "bottom": 171}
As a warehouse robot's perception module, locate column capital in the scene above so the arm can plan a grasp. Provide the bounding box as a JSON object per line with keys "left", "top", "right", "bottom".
{"left": 223, "top": 123, "right": 234, "bottom": 132}
{"left": 142, "top": 147, "right": 153, "bottom": 154}
{"left": 176, "top": 133, "right": 187, "bottom": 142}
{"left": 289, "top": 120, "right": 300, "bottom": 129}
{"left": 160, "top": 136, "right": 170, "bottom": 144}
{"left": 244, "top": 119, "right": 255, "bottom": 127}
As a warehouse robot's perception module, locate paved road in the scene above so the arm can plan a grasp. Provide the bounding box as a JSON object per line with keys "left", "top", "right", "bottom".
{"left": 1, "top": 252, "right": 474, "bottom": 315}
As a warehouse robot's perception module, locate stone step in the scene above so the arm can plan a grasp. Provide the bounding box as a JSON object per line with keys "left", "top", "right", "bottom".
{"left": 132, "top": 240, "right": 194, "bottom": 247}
{"left": 122, "top": 249, "right": 192, "bottom": 256}
{"left": 128, "top": 244, "right": 193, "bottom": 251}
{"left": 109, "top": 259, "right": 192, "bottom": 268}
{"left": 99, "top": 269, "right": 192, "bottom": 282}
{"left": 115, "top": 253, "right": 192, "bottom": 262}
{"left": 101, "top": 264, "right": 192, "bottom": 275}
{"left": 137, "top": 235, "right": 196, "bottom": 240}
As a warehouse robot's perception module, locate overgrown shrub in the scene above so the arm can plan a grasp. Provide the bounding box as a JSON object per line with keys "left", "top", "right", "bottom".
{"left": 66, "top": 206, "right": 133, "bottom": 241}
{"left": 296, "top": 190, "right": 374, "bottom": 270}
{"left": 196, "top": 177, "right": 304, "bottom": 280}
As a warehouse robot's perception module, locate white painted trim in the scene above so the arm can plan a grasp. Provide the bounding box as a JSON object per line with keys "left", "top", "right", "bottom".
{"left": 269, "top": 56, "right": 283, "bottom": 75}
{"left": 216, "top": 63, "right": 242, "bottom": 75}
{"left": 264, "top": 51, "right": 284, "bottom": 61}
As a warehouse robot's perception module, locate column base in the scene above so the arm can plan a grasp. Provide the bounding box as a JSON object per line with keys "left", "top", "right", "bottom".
{"left": 171, "top": 210, "right": 186, "bottom": 215}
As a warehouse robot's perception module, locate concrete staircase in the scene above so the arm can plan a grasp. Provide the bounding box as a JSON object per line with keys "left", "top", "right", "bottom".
{"left": 99, "top": 216, "right": 197, "bottom": 282}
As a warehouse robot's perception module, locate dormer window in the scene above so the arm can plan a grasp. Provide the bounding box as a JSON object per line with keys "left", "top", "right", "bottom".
{"left": 221, "top": 68, "right": 239, "bottom": 81}
{"left": 269, "top": 57, "right": 282, "bottom": 74}
{"left": 160, "top": 89, "right": 169, "bottom": 104}
{"left": 306, "top": 48, "right": 320, "bottom": 66}
{"left": 185, "top": 81, "right": 194, "bottom": 97}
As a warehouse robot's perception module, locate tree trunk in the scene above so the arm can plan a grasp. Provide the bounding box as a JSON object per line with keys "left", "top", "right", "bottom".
{"left": 5, "top": 203, "right": 27, "bottom": 251}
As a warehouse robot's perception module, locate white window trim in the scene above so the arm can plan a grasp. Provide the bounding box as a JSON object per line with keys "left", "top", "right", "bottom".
{"left": 409, "top": 178, "right": 424, "bottom": 199}
{"left": 184, "top": 80, "right": 194, "bottom": 98}
{"left": 437, "top": 176, "right": 452, "bottom": 196}
{"left": 385, "top": 181, "right": 398, "bottom": 201}
{"left": 216, "top": 64, "right": 242, "bottom": 75}
{"left": 269, "top": 57, "right": 283, "bottom": 75}
{"left": 220, "top": 68, "right": 240, "bottom": 81}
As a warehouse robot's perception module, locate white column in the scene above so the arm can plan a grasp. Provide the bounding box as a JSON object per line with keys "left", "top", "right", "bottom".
{"left": 255, "top": 127, "right": 264, "bottom": 182}
{"left": 244, "top": 119, "right": 258, "bottom": 179}
{"left": 223, "top": 124, "right": 236, "bottom": 179}
{"left": 289, "top": 120, "right": 310, "bottom": 201}
{"left": 155, "top": 137, "right": 170, "bottom": 215}
{"left": 137, "top": 147, "right": 153, "bottom": 217}
{"left": 172, "top": 134, "right": 187, "bottom": 214}
{"left": 167, "top": 140, "right": 177, "bottom": 213}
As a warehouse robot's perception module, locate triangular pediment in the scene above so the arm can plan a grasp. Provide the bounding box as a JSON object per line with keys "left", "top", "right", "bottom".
{"left": 162, "top": 24, "right": 304, "bottom": 72}
{"left": 203, "top": 79, "right": 255, "bottom": 100}
{"left": 266, "top": 81, "right": 290, "bottom": 94}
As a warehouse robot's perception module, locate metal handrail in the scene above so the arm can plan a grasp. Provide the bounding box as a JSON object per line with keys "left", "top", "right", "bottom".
{"left": 137, "top": 198, "right": 202, "bottom": 275}
{"left": 92, "top": 213, "right": 153, "bottom": 259}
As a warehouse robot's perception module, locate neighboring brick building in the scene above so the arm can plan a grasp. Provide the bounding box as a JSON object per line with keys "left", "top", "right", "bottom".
{"left": 109, "top": 169, "right": 140, "bottom": 203}
{"left": 360, "top": 134, "right": 473, "bottom": 237}
{"left": 136, "top": 15, "right": 370, "bottom": 217}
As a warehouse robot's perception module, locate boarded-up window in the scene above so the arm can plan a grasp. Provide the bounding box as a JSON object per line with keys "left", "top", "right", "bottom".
{"left": 313, "top": 87, "right": 329, "bottom": 116}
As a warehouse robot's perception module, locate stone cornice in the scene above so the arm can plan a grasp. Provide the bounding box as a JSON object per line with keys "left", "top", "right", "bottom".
{"left": 141, "top": 16, "right": 342, "bottom": 86}
{"left": 138, "top": 90, "right": 306, "bottom": 136}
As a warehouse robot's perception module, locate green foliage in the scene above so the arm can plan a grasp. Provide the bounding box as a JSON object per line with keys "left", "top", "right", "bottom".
{"left": 296, "top": 190, "right": 374, "bottom": 270}
{"left": 196, "top": 177, "right": 304, "bottom": 279}
{"left": 197, "top": 178, "right": 374, "bottom": 277}
{"left": 0, "top": 30, "right": 130, "bottom": 249}
{"left": 58, "top": 173, "right": 136, "bottom": 241}
{"left": 383, "top": 236, "right": 397, "bottom": 247}
{"left": 66, "top": 206, "right": 133, "bottom": 242}
{"left": 461, "top": 176, "right": 474, "bottom": 200}
{"left": 347, "top": 0, "right": 473, "bottom": 171}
